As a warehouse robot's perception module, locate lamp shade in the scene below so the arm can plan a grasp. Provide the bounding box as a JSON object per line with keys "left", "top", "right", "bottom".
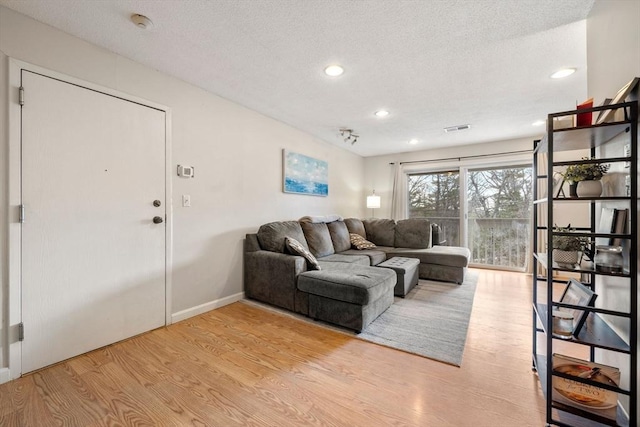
{"left": 366, "top": 194, "right": 380, "bottom": 209}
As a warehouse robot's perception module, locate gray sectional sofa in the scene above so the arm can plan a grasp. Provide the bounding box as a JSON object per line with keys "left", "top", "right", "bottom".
{"left": 244, "top": 217, "right": 470, "bottom": 332}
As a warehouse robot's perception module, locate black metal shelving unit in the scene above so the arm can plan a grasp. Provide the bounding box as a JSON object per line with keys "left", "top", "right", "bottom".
{"left": 532, "top": 101, "right": 638, "bottom": 427}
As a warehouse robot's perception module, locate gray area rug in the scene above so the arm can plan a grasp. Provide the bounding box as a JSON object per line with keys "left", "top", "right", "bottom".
{"left": 357, "top": 271, "right": 479, "bottom": 367}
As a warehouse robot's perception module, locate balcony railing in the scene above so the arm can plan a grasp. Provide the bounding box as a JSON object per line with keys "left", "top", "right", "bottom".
{"left": 469, "top": 218, "right": 530, "bottom": 270}
{"left": 425, "top": 217, "right": 531, "bottom": 270}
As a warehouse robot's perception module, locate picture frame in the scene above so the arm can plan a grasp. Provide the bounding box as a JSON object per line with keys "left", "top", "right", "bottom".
{"left": 282, "top": 150, "right": 328, "bottom": 196}
{"left": 552, "top": 172, "right": 566, "bottom": 198}
{"left": 594, "top": 98, "right": 612, "bottom": 124}
{"left": 595, "top": 77, "right": 640, "bottom": 124}
{"left": 596, "top": 207, "right": 615, "bottom": 246}
{"left": 610, "top": 208, "right": 628, "bottom": 247}
{"left": 558, "top": 279, "right": 597, "bottom": 336}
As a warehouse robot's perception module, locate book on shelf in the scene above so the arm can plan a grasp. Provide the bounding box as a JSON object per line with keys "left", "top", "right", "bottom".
{"left": 576, "top": 98, "right": 594, "bottom": 126}
{"left": 552, "top": 353, "right": 620, "bottom": 423}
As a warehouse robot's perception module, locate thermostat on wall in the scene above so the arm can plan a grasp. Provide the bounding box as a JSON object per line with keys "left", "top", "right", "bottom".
{"left": 177, "top": 165, "right": 195, "bottom": 178}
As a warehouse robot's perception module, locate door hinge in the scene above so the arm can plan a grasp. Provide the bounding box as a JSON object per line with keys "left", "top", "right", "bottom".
{"left": 19, "top": 86, "right": 24, "bottom": 106}
{"left": 18, "top": 322, "right": 24, "bottom": 341}
{"left": 19, "top": 205, "right": 25, "bottom": 223}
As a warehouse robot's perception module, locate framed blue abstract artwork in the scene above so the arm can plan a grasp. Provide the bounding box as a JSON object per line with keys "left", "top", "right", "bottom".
{"left": 283, "top": 150, "right": 328, "bottom": 196}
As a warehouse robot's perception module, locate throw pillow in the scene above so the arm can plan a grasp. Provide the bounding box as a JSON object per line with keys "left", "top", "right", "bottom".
{"left": 349, "top": 233, "right": 377, "bottom": 250}
{"left": 285, "top": 236, "right": 321, "bottom": 270}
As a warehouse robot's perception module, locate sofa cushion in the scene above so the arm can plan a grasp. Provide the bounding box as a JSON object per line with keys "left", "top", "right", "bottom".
{"left": 350, "top": 233, "right": 377, "bottom": 250}
{"left": 298, "top": 264, "right": 396, "bottom": 305}
{"left": 318, "top": 254, "right": 370, "bottom": 265}
{"left": 363, "top": 218, "right": 396, "bottom": 247}
{"left": 386, "top": 246, "right": 470, "bottom": 268}
{"left": 257, "top": 221, "right": 308, "bottom": 253}
{"left": 300, "top": 222, "right": 335, "bottom": 258}
{"left": 395, "top": 218, "right": 431, "bottom": 249}
{"left": 337, "top": 249, "right": 387, "bottom": 266}
{"left": 326, "top": 221, "right": 351, "bottom": 252}
{"left": 285, "top": 237, "right": 321, "bottom": 270}
{"left": 344, "top": 218, "right": 366, "bottom": 237}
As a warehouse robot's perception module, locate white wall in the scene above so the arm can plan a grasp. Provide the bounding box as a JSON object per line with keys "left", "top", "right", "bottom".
{"left": 586, "top": 0, "right": 640, "bottom": 413}
{"left": 587, "top": 0, "right": 640, "bottom": 104}
{"left": 0, "top": 6, "right": 365, "bottom": 372}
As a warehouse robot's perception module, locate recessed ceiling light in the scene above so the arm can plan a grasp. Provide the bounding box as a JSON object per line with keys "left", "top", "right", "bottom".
{"left": 324, "top": 65, "right": 344, "bottom": 77}
{"left": 374, "top": 110, "right": 389, "bottom": 118}
{"left": 550, "top": 68, "right": 576, "bottom": 79}
{"left": 408, "top": 139, "right": 419, "bottom": 145}
{"left": 532, "top": 120, "right": 545, "bottom": 126}
{"left": 131, "top": 13, "right": 153, "bottom": 30}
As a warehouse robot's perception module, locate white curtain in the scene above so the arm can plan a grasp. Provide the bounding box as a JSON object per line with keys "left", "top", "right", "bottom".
{"left": 390, "top": 163, "right": 407, "bottom": 220}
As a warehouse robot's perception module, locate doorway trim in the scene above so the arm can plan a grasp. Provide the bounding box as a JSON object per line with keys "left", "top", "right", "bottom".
{"left": 6, "top": 58, "right": 173, "bottom": 381}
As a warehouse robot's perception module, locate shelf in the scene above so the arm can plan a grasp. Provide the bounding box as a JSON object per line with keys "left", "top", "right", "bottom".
{"left": 552, "top": 196, "right": 630, "bottom": 202}
{"left": 534, "top": 355, "right": 630, "bottom": 427}
{"left": 536, "top": 121, "right": 631, "bottom": 153}
{"left": 533, "top": 99, "right": 637, "bottom": 427}
{"left": 553, "top": 156, "right": 631, "bottom": 167}
{"left": 533, "top": 196, "right": 630, "bottom": 204}
{"left": 535, "top": 304, "right": 631, "bottom": 354}
{"left": 535, "top": 253, "right": 631, "bottom": 278}
{"left": 551, "top": 231, "right": 630, "bottom": 239}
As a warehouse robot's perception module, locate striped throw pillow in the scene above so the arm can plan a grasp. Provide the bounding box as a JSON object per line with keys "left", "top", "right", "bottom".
{"left": 284, "top": 237, "right": 321, "bottom": 270}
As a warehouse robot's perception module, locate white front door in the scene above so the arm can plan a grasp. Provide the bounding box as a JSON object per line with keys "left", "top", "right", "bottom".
{"left": 21, "top": 70, "right": 166, "bottom": 373}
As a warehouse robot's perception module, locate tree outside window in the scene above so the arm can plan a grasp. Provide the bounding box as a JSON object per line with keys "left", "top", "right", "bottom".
{"left": 408, "top": 166, "right": 532, "bottom": 270}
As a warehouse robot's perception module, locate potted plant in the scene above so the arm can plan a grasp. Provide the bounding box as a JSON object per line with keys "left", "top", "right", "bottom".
{"left": 562, "top": 158, "right": 610, "bottom": 197}
{"left": 552, "top": 224, "right": 588, "bottom": 265}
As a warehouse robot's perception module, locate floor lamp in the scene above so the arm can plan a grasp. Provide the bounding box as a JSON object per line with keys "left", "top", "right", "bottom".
{"left": 367, "top": 190, "right": 380, "bottom": 218}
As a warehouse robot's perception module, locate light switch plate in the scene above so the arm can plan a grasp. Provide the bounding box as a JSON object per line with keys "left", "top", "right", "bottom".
{"left": 182, "top": 195, "right": 191, "bottom": 207}
{"left": 624, "top": 144, "right": 631, "bottom": 168}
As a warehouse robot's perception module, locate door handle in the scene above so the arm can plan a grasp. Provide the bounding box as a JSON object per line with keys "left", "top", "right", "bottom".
{"left": 153, "top": 216, "right": 164, "bottom": 224}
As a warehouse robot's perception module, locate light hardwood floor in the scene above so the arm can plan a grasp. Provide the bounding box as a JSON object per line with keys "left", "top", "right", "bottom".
{"left": 0, "top": 269, "right": 547, "bottom": 426}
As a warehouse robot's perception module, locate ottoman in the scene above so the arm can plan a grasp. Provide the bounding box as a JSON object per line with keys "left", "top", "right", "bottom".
{"left": 297, "top": 263, "right": 396, "bottom": 333}
{"left": 378, "top": 257, "right": 420, "bottom": 297}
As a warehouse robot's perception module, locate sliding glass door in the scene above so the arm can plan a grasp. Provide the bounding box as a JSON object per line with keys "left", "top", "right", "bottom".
{"left": 408, "top": 164, "right": 532, "bottom": 271}
{"left": 408, "top": 171, "right": 460, "bottom": 245}
{"left": 467, "top": 166, "right": 532, "bottom": 270}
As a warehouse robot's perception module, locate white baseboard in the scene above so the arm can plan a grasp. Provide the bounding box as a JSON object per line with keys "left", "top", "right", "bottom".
{"left": 0, "top": 368, "right": 11, "bottom": 384}
{"left": 171, "top": 292, "right": 245, "bottom": 324}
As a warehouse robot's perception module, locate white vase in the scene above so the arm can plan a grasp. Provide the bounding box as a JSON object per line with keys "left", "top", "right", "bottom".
{"left": 552, "top": 249, "right": 579, "bottom": 265}
{"left": 576, "top": 180, "right": 602, "bottom": 198}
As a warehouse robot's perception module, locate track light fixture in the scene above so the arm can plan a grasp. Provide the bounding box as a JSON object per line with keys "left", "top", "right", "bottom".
{"left": 339, "top": 128, "right": 359, "bottom": 145}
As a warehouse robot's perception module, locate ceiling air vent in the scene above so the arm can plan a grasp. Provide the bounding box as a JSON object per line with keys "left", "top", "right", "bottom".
{"left": 444, "top": 124, "right": 471, "bottom": 133}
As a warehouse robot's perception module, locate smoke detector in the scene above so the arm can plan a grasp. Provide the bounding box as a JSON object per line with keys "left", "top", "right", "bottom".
{"left": 131, "top": 14, "right": 153, "bottom": 30}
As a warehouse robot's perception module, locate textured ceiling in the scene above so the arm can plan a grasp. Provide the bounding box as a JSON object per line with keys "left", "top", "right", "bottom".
{"left": 0, "top": 0, "right": 595, "bottom": 157}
